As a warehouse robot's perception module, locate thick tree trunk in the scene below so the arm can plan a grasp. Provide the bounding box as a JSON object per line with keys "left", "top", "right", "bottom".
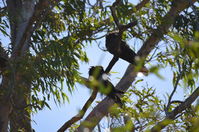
{"left": 10, "top": 90, "right": 32, "bottom": 132}
{"left": 9, "top": 72, "right": 32, "bottom": 131}
{"left": 0, "top": 76, "right": 12, "bottom": 131}
{"left": 0, "top": 104, "right": 11, "bottom": 132}
{"left": 0, "top": 70, "right": 32, "bottom": 132}
{"left": 0, "top": 0, "right": 35, "bottom": 131}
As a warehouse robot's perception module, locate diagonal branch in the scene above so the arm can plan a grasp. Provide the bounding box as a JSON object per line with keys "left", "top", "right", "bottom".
{"left": 76, "top": 0, "right": 197, "bottom": 131}
{"left": 137, "top": 0, "right": 197, "bottom": 58}
{"left": 151, "top": 86, "right": 199, "bottom": 132}
{"left": 57, "top": 89, "right": 98, "bottom": 132}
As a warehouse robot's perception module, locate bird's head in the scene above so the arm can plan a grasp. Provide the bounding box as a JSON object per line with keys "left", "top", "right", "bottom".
{"left": 106, "top": 32, "right": 119, "bottom": 42}
{"left": 88, "top": 66, "right": 105, "bottom": 80}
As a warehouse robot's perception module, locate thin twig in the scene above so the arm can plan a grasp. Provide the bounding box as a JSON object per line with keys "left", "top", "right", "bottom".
{"left": 146, "top": 46, "right": 159, "bottom": 63}
{"left": 121, "top": 21, "right": 138, "bottom": 31}
{"left": 165, "top": 59, "right": 183, "bottom": 114}
{"left": 97, "top": 123, "right": 101, "bottom": 132}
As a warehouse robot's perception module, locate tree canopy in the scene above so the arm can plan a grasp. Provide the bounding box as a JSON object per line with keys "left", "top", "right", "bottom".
{"left": 0, "top": 0, "right": 199, "bottom": 131}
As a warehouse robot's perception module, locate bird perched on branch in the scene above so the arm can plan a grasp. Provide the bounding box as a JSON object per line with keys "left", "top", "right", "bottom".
{"left": 105, "top": 32, "right": 148, "bottom": 75}
{"left": 88, "top": 66, "right": 124, "bottom": 106}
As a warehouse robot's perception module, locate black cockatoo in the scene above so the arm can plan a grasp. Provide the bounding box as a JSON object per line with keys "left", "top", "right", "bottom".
{"left": 106, "top": 32, "right": 148, "bottom": 74}
{"left": 88, "top": 66, "right": 124, "bottom": 106}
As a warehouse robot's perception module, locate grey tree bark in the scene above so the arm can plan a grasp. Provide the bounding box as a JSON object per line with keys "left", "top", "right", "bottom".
{"left": 0, "top": 0, "right": 35, "bottom": 131}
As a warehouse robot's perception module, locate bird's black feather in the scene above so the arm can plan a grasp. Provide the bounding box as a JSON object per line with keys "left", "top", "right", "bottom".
{"left": 88, "top": 66, "right": 124, "bottom": 106}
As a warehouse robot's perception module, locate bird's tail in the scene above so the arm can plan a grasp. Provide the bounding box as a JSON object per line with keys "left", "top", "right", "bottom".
{"left": 114, "top": 89, "right": 125, "bottom": 94}
{"left": 109, "top": 94, "right": 123, "bottom": 107}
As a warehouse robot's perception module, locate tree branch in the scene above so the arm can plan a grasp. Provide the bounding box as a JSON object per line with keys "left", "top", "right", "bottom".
{"left": 104, "top": 56, "right": 119, "bottom": 73}
{"left": 137, "top": 0, "right": 196, "bottom": 58}
{"left": 99, "top": 0, "right": 150, "bottom": 27}
{"left": 151, "top": 86, "right": 199, "bottom": 132}
{"left": 57, "top": 89, "right": 98, "bottom": 132}
{"left": 110, "top": 0, "right": 121, "bottom": 28}
{"left": 134, "top": 0, "right": 150, "bottom": 12}
{"left": 165, "top": 58, "right": 184, "bottom": 114}
{"left": 76, "top": 0, "right": 197, "bottom": 131}
{"left": 110, "top": 0, "right": 138, "bottom": 32}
